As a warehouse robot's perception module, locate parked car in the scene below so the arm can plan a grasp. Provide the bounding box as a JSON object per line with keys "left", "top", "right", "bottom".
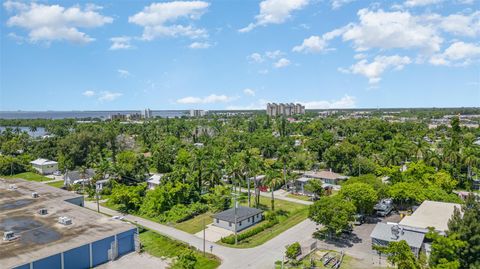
{"left": 374, "top": 198, "right": 394, "bottom": 217}
{"left": 53, "top": 170, "right": 62, "bottom": 176}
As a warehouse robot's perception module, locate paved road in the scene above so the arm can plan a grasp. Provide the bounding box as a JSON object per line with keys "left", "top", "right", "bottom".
{"left": 239, "top": 188, "right": 313, "bottom": 205}
{"left": 84, "top": 201, "right": 318, "bottom": 269}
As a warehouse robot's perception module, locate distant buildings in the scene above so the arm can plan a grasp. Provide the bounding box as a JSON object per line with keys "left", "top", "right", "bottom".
{"left": 266, "top": 103, "right": 305, "bottom": 117}
{"left": 30, "top": 158, "right": 58, "bottom": 175}
{"left": 190, "top": 109, "right": 207, "bottom": 117}
{"left": 142, "top": 108, "right": 152, "bottom": 119}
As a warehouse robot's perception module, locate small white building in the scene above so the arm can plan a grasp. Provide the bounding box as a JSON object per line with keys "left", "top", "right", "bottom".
{"left": 30, "top": 158, "right": 58, "bottom": 175}
{"left": 213, "top": 206, "right": 263, "bottom": 232}
{"left": 147, "top": 174, "right": 164, "bottom": 190}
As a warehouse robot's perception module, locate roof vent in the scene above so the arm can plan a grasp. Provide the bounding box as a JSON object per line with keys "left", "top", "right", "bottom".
{"left": 38, "top": 208, "right": 48, "bottom": 215}
{"left": 8, "top": 184, "right": 17, "bottom": 190}
{"left": 32, "top": 192, "right": 39, "bottom": 198}
{"left": 3, "top": 231, "right": 18, "bottom": 241}
{"left": 58, "top": 216, "right": 72, "bottom": 225}
{"left": 391, "top": 225, "right": 400, "bottom": 239}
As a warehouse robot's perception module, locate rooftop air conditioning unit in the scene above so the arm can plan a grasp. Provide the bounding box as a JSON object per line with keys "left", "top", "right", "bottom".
{"left": 58, "top": 216, "right": 72, "bottom": 225}
{"left": 32, "top": 192, "right": 39, "bottom": 198}
{"left": 3, "top": 231, "right": 18, "bottom": 241}
{"left": 38, "top": 208, "right": 48, "bottom": 215}
{"left": 8, "top": 184, "right": 17, "bottom": 190}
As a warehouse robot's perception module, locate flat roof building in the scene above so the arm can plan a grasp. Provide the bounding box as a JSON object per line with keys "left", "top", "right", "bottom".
{"left": 398, "top": 200, "right": 461, "bottom": 235}
{"left": 30, "top": 159, "right": 58, "bottom": 175}
{"left": 371, "top": 223, "right": 425, "bottom": 256}
{"left": 0, "top": 178, "right": 137, "bottom": 269}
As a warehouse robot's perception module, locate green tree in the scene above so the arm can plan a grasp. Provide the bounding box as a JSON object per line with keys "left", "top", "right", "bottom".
{"left": 375, "top": 240, "right": 420, "bottom": 269}
{"left": 177, "top": 250, "right": 197, "bottom": 269}
{"left": 285, "top": 242, "right": 301, "bottom": 260}
{"left": 304, "top": 179, "right": 324, "bottom": 200}
{"left": 309, "top": 196, "right": 356, "bottom": 236}
{"left": 427, "top": 229, "right": 465, "bottom": 269}
{"left": 339, "top": 183, "right": 378, "bottom": 214}
{"left": 109, "top": 182, "right": 146, "bottom": 213}
{"left": 205, "top": 185, "right": 231, "bottom": 212}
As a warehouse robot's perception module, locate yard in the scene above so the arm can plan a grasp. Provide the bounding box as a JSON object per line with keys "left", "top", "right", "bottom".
{"left": 217, "top": 195, "right": 309, "bottom": 248}
{"left": 46, "top": 180, "right": 64, "bottom": 188}
{"left": 3, "top": 172, "right": 52, "bottom": 182}
{"left": 174, "top": 212, "right": 213, "bottom": 234}
{"left": 139, "top": 229, "right": 220, "bottom": 269}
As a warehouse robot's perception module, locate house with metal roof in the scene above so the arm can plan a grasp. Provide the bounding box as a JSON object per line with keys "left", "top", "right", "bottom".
{"left": 370, "top": 223, "right": 425, "bottom": 257}
{"left": 213, "top": 206, "right": 263, "bottom": 232}
{"left": 64, "top": 169, "right": 96, "bottom": 185}
{"left": 30, "top": 158, "right": 58, "bottom": 175}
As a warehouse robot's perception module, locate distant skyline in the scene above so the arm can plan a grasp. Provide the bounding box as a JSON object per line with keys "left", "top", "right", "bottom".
{"left": 1, "top": 0, "right": 479, "bottom": 111}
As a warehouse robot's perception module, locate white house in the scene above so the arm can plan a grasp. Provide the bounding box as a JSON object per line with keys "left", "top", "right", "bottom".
{"left": 147, "top": 174, "right": 164, "bottom": 190}
{"left": 30, "top": 158, "right": 58, "bottom": 175}
{"left": 213, "top": 206, "right": 263, "bottom": 232}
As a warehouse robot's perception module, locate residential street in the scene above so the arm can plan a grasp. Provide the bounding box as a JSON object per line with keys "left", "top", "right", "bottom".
{"left": 84, "top": 201, "right": 318, "bottom": 268}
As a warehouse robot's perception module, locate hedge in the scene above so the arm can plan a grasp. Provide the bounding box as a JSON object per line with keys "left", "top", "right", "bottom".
{"left": 220, "top": 218, "right": 279, "bottom": 244}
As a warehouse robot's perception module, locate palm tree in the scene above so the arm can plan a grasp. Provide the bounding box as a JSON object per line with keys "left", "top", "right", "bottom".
{"left": 277, "top": 143, "right": 292, "bottom": 189}
{"left": 265, "top": 168, "right": 281, "bottom": 211}
{"left": 463, "top": 147, "right": 479, "bottom": 184}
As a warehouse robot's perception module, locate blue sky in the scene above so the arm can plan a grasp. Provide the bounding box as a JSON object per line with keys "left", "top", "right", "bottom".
{"left": 0, "top": 0, "right": 479, "bottom": 111}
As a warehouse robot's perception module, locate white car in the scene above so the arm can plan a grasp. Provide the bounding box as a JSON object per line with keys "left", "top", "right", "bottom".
{"left": 111, "top": 216, "right": 125, "bottom": 220}
{"left": 53, "top": 171, "right": 62, "bottom": 176}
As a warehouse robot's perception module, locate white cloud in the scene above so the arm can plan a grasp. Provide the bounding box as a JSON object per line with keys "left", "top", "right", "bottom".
{"left": 265, "top": 50, "right": 283, "bottom": 59}
{"left": 98, "top": 91, "right": 123, "bottom": 102}
{"left": 274, "top": 58, "right": 291, "bottom": 68}
{"left": 110, "top": 36, "right": 133, "bottom": 50}
{"left": 341, "top": 55, "right": 411, "bottom": 84}
{"left": 293, "top": 35, "right": 328, "bottom": 53}
{"left": 239, "top": 0, "right": 309, "bottom": 32}
{"left": 248, "top": 52, "right": 265, "bottom": 63}
{"left": 341, "top": 9, "right": 443, "bottom": 53}
{"left": 176, "top": 94, "right": 236, "bottom": 104}
{"left": 117, "top": 69, "right": 131, "bottom": 78}
{"left": 404, "top": 0, "right": 443, "bottom": 7}
{"left": 299, "top": 95, "right": 356, "bottom": 109}
{"left": 82, "top": 90, "right": 95, "bottom": 97}
{"left": 189, "top": 41, "right": 211, "bottom": 49}
{"left": 439, "top": 12, "right": 480, "bottom": 37}
{"left": 128, "top": 1, "right": 209, "bottom": 40}
{"left": 430, "top": 42, "right": 480, "bottom": 66}
{"left": 331, "top": 0, "right": 356, "bottom": 9}
{"left": 4, "top": 1, "right": 112, "bottom": 44}
{"left": 243, "top": 88, "right": 256, "bottom": 96}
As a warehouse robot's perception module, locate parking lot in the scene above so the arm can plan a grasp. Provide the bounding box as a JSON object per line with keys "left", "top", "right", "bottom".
{"left": 316, "top": 214, "right": 402, "bottom": 268}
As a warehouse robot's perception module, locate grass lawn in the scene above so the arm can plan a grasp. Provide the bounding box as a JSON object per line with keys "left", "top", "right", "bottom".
{"left": 46, "top": 181, "right": 64, "bottom": 188}
{"left": 139, "top": 230, "right": 220, "bottom": 269}
{"left": 286, "top": 193, "right": 312, "bottom": 201}
{"left": 174, "top": 212, "right": 213, "bottom": 234}
{"left": 4, "top": 172, "right": 52, "bottom": 182}
{"left": 218, "top": 195, "right": 309, "bottom": 248}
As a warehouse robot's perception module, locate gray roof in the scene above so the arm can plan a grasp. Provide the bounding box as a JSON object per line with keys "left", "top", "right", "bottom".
{"left": 65, "top": 169, "right": 95, "bottom": 181}
{"left": 370, "top": 222, "right": 425, "bottom": 249}
{"left": 213, "top": 206, "right": 263, "bottom": 223}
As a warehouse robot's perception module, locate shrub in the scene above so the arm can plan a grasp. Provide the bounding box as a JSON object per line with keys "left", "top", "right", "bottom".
{"left": 159, "top": 202, "right": 208, "bottom": 223}
{"left": 285, "top": 242, "right": 301, "bottom": 259}
{"left": 220, "top": 218, "right": 279, "bottom": 244}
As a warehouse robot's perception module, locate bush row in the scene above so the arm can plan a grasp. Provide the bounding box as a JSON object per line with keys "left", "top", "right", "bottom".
{"left": 220, "top": 218, "right": 279, "bottom": 244}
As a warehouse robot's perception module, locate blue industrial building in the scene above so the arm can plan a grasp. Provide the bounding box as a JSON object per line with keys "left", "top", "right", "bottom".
{"left": 1, "top": 179, "right": 138, "bottom": 269}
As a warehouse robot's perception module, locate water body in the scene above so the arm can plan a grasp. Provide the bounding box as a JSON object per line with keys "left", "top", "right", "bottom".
{"left": 0, "top": 110, "right": 188, "bottom": 119}
{"left": 0, "top": 126, "right": 48, "bottom": 137}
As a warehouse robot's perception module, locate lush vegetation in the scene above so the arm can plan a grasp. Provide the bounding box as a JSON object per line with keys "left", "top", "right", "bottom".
{"left": 139, "top": 229, "right": 220, "bottom": 269}
{"left": 1, "top": 109, "right": 479, "bottom": 261}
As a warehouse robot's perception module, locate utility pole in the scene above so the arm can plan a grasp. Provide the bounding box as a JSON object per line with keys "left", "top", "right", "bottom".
{"left": 95, "top": 186, "right": 100, "bottom": 213}
{"left": 234, "top": 192, "right": 238, "bottom": 245}
{"left": 203, "top": 217, "right": 206, "bottom": 256}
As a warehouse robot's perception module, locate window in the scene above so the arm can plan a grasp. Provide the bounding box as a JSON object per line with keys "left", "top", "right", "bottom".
{"left": 247, "top": 217, "right": 250, "bottom": 223}
{"left": 229, "top": 222, "right": 232, "bottom": 227}
{"left": 216, "top": 218, "right": 219, "bottom": 223}
{"left": 239, "top": 221, "right": 242, "bottom": 226}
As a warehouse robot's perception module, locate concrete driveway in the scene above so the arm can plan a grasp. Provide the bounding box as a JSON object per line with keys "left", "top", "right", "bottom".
{"left": 195, "top": 224, "right": 233, "bottom": 242}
